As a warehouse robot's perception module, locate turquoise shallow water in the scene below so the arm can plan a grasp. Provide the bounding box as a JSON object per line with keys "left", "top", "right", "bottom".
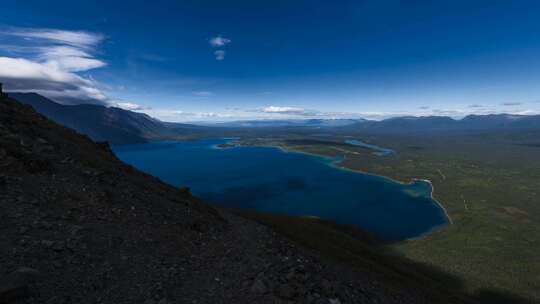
{"left": 344, "top": 139, "right": 395, "bottom": 156}
{"left": 113, "top": 139, "right": 449, "bottom": 241}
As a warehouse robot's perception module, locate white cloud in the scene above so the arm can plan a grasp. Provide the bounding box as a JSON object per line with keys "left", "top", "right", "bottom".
{"left": 136, "top": 103, "right": 540, "bottom": 123}
{"left": 47, "top": 56, "right": 105, "bottom": 72}
{"left": 38, "top": 45, "right": 106, "bottom": 72}
{"left": 139, "top": 108, "right": 237, "bottom": 122}
{"left": 174, "top": 110, "right": 228, "bottom": 118}
{"left": 254, "top": 106, "right": 370, "bottom": 119}
{"left": 5, "top": 28, "right": 104, "bottom": 48}
{"left": 115, "top": 102, "right": 150, "bottom": 111}
{"left": 208, "top": 36, "right": 230, "bottom": 60}
{"left": 262, "top": 106, "right": 305, "bottom": 114}
{"left": 209, "top": 36, "right": 231, "bottom": 47}
{"left": 0, "top": 27, "right": 109, "bottom": 105}
{"left": 0, "top": 57, "right": 86, "bottom": 84}
{"left": 214, "top": 50, "right": 226, "bottom": 61}
{"left": 0, "top": 57, "right": 107, "bottom": 103}
{"left": 510, "top": 110, "right": 537, "bottom": 115}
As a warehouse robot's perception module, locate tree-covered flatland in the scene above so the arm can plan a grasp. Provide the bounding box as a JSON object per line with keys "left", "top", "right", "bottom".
{"left": 231, "top": 129, "right": 540, "bottom": 303}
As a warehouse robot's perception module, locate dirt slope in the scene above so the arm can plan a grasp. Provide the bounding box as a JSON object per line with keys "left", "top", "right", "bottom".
{"left": 0, "top": 96, "right": 471, "bottom": 303}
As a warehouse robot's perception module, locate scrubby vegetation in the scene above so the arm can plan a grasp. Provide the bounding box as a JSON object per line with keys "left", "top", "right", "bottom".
{"left": 234, "top": 130, "right": 540, "bottom": 302}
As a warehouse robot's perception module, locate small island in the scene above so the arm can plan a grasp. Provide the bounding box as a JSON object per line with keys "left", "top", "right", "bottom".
{"left": 215, "top": 142, "right": 237, "bottom": 149}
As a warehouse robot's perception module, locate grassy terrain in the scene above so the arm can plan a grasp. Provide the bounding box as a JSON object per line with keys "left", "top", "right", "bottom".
{"left": 237, "top": 211, "right": 531, "bottom": 303}
{"left": 234, "top": 130, "right": 540, "bottom": 302}
{"left": 235, "top": 211, "right": 474, "bottom": 303}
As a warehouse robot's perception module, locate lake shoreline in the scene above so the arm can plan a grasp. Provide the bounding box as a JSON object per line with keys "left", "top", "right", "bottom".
{"left": 121, "top": 138, "right": 451, "bottom": 241}
{"left": 325, "top": 156, "right": 454, "bottom": 232}
{"left": 216, "top": 139, "right": 453, "bottom": 235}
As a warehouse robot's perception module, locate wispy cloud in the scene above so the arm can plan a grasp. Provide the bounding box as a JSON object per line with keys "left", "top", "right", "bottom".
{"left": 214, "top": 50, "right": 226, "bottom": 61}
{"left": 261, "top": 106, "right": 305, "bottom": 114}
{"left": 468, "top": 104, "right": 484, "bottom": 108}
{"left": 208, "top": 35, "right": 230, "bottom": 60}
{"left": 208, "top": 36, "right": 231, "bottom": 47}
{"left": 254, "top": 106, "right": 368, "bottom": 119}
{"left": 418, "top": 106, "right": 430, "bottom": 110}
{"left": 39, "top": 45, "right": 106, "bottom": 72}
{"left": 431, "top": 109, "right": 467, "bottom": 116}
{"left": 192, "top": 91, "right": 214, "bottom": 97}
{"left": 137, "top": 103, "right": 540, "bottom": 123}
{"left": 141, "top": 108, "right": 236, "bottom": 122}
{"left": 135, "top": 53, "right": 169, "bottom": 62}
{"left": 175, "top": 110, "right": 226, "bottom": 118}
{"left": 5, "top": 28, "right": 104, "bottom": 48}
{"left": 502, "top": 102, "right": 522, "bottom": 106}
{"left": 0, "top": 27, "right": 109, "bottom": 105}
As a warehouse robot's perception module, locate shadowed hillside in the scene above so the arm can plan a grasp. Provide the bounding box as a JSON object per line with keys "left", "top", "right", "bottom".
{"left": 0, "top": 95, "right": 531, "bottom": 303}
{"left": 8, "top": 92, "right": 204, "bottom": 144}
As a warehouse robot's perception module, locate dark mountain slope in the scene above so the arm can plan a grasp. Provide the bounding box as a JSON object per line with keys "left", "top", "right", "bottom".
{"left": 0, "top": 95, "right": 484, "bottom": 303}
{"left": 8, "top": 92, "right": 200, "bottom": 144}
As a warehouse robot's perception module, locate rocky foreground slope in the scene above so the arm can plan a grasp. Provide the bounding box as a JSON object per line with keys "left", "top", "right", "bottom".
{"left": 0, "top": 96, "right": 472, "bottom": 303}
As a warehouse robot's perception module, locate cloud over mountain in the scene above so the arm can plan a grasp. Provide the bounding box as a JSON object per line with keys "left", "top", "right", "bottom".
{"left": 115, "top": 102, "right": 151, "bottom": 111}
{"left": 0, "top": 27, "right": 109, "bottom": 105}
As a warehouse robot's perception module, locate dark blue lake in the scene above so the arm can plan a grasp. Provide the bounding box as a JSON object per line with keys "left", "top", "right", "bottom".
{"left": 113, "top": 139, "right": 449, "bottom": 241}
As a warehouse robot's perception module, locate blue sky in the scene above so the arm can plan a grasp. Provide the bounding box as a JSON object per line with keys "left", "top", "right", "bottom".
{"left": 1, "top": 0, "right": 540, "bottom": 121}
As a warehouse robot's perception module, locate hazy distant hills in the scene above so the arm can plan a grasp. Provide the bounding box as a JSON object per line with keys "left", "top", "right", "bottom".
{"left": 8, "top": 92, "right": 540, "bottom": 142}
{"left": 204, "top": 114, "right": 540, "bottom": 133}
{"left": 460, "top": 114, "right": 540, "bottom": 129}
{"left": 355, "top": 116, "right": 457, "bottom": 132}
{"left": 348, "top": 114, "right": 540, "bottom": 133}
{"left": 9, "top": 92, "right": 202, "bottom": 144}
{"left": 207, "top": 119, "right": 363, "bottom": 128}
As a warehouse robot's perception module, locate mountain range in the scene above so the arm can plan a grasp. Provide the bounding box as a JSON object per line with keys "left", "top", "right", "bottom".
{"left": 200, "top": 115, "right": 540, "bottom": 132}
{"left": 349, "top": 115, "right": 540, "bottom": 133}
{"left": 206, "top": 119, "right": 363, "bottom": 128}
{"left": 1, "top": 83, "right": 489, "bottom": 304}
{"left": 7, "top": 92, "right": 540, "bottom": 144}
{"left": 8, "top": 93, "right": 203, "bottom": 144}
